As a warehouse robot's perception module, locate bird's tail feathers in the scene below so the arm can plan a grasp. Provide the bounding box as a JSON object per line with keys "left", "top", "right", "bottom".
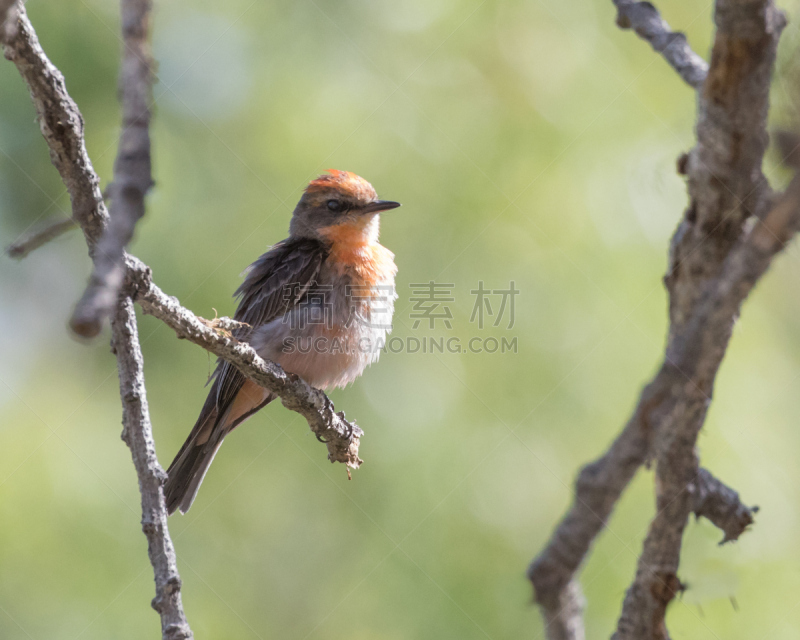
{"left": 164, "top": 390, "right": 276, "bottom": 515}
{"left": 165, "top": 432, "right": 225, "bottom": 515}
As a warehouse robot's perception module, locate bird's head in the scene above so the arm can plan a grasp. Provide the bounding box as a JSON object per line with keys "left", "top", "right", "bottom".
{"left": 289, "top": 170, "right": 400, "bottom": 242}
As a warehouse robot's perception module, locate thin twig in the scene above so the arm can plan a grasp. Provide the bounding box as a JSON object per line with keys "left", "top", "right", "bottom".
{"left": 612, "top": 0, "right": 709, "bottom": 89}
{"left": 111, "top": 297, "right": 193, "bottom": 640}
{"left": 70, "top": 0, "right": 154, "bottom": 338}
{"left": 6, "top": 217, "right": 77, "bottom": 258}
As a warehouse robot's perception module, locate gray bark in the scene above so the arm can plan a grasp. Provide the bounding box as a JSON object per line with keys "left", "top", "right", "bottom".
{"left": 612, "top": 0, "right": 709, "bottom": 88}
{"left": 3, "top": 3, "right": 362, "bottom": 635}
{"left": 529, "top": 1, "right": 792, "bottom": 639}
{"left": 6, "top": 217, "right": 77, "bottom": 258}
{"left": 111, "top": 298, "right": 193, "bottom": 640}
{"left": 70, "top": 0, "right": 154, "bottom": 337}
{"left": 4, "top": 5, "right": 193, "bottom": 638}
{"left": 125, "top": 255, "right": 363, "bottom": 467}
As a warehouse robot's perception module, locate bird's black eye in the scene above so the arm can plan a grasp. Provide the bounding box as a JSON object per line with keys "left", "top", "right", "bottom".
{"left": 327, "top": 199, "right": 341, "bottom": 212}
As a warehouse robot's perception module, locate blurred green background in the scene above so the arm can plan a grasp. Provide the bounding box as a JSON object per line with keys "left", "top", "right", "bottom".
{"left": 3, "top": 0, "right": 800, "bottom": 637}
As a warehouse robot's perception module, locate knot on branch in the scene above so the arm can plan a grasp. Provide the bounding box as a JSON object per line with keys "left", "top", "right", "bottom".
{"left": 198, "top": 316, "right": 250, "bottom": 340}
{"left": 650, "top": 571, "right": 685, "bottom": 605}
{"left": 141, "top": 519, "right": 164, "bottom": 537}
{"left": 162, "top": 623, "right": 193, "bottom": 640}
{"left": 528, "top": 555, "right": 569, "bottom": 606}
{"left": 151, "top": 575, "right": 183, "bottom": 612}
{"left": 691, "top": 468, "right": 756, "bottom": 543}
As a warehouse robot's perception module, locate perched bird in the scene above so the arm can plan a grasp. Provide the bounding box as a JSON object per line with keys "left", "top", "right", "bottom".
{"left": 165, "top": 170, "right": 400, "bottom": 514}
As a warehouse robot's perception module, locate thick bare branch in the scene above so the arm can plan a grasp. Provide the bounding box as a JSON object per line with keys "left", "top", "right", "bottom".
{"left": 4, "top": 6, "right": 194, "bottom": 637}
{"left": 71, "top": 0, "right": 154, "bottom": 338}
{"left": 669, "top": 0, "right": 785, "bottom": 329}
{"left": 527, "top": 377, "right": 664, "bottom": 640}
{"left": 613, "top": 178, "right": 800, "bottom": 640}
{"left": 531, "top": 1, "right": 789, "bottom": 638}
{"left": 6, "top": 217, "right": 77, "bottom": 258}
{"left": 2, "top": 5, "right": 109, "bottom": 246}
{"left": 612, "top": 1, "right": 709, "bottom": 89}
{"left": 124, "top": 256, "right": 363, "bottom": 468}
{"left": 691, "top": 468, "right": 756, "bottom": 544}
{"left": 111, "top": 298, "right": 193, "bottom": 640}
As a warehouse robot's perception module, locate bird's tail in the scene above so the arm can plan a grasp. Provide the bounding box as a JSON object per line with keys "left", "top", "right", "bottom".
{"left": 164, "top": 414, "right": 226, "bottom": 515}
{"left": 164, "top": 386, "right": 275, "bottom": 515}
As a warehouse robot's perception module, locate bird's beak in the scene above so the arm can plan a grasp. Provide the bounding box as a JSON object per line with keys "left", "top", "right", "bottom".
{"left": 362, "top": 200, "right": 401, "bottom": 214}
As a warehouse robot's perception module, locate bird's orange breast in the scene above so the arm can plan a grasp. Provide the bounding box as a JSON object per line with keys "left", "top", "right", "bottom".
{"left": 319, "top": 222, "right": 397, "bottom": 287}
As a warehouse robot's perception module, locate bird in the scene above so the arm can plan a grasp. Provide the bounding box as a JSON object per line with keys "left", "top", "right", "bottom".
{"left": 164, "top": 170, "right": 400, "bottom": 514}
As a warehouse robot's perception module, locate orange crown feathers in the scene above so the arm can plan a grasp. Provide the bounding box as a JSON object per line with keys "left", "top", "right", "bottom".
{"left": 305, "top": 169, "right": 377, "bottom": 201}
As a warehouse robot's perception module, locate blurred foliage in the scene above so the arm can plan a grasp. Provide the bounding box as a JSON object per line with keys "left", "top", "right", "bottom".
{"left": 2, "top": 0, "right": 800, "bottom": 638}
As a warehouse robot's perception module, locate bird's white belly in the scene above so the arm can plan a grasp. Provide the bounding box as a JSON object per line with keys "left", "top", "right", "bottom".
{"left": 250, "top": 277, "right": 395, "bottom": 390}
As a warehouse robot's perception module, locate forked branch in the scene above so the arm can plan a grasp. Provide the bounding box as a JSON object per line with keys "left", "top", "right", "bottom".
{"left": 3, "top": 4, "right": 363, "bottom": 638}
{"left": 530, "top": 0, "right": 789, "bottom": 638}
{"left": 70, "top": 0, "right": 155, "bottom": 337}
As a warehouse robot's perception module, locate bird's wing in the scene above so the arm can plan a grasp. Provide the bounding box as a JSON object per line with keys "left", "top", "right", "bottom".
{"left": 165, "top": 238, "right": 328, "bottom": 513}
{"left": 211, "top": 237, "right": 328, "bottom": 418}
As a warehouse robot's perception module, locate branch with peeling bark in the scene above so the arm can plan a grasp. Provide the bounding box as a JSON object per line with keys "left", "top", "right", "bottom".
{"left": 530, "top": 1, "right": 791, "bottom": 639}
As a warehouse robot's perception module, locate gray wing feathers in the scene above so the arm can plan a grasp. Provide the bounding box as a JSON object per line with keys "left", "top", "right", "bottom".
{"left": 214, "top": 239, "right": 326, "bottom": 415}
{"left": 164, "top": 238, "right": 327, "bottom": 514}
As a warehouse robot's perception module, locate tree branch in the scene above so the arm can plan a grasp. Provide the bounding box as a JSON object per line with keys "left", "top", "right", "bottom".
{"left": 669, "top": 0, "right": 785, "bottom": 329}
{"left": 111, "top": 298, "right": 193, "bottom": 640}
{"left": 4, "top": 5, "right": 194, "bottom": 637}
{"left": 4, "top": 0, "right": 362, "bottom": 472}
{"left": 0, "top": 0, "right": 19, "bottom": 42}
{"left": 614, "top": 1, "right": 788, "bottom": 634}
{"left": 530, "top": 1, "right": 789, "bottom": 638}
{"left": 691, "top": 468, "right": 756, "bottom": 544}
{"left": 527, "top": 374, "right": 670, "bottom": 640}
{"left": 2, "top": 5, "right": 109, "bottom": 246}
{"left": 70, "top": 0, "right": 154, "bottom": 338}
{"left": 125, "top": 255, "right": 363, "bottom": 468}
{"left": 4, "top": 2, "right": 361, "bottom": 633}
{"left": 612, "top": 0, "right": 709, "bottom": 89}
{"left": 6, "top": 217, "right": 77, "bottom": 258}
